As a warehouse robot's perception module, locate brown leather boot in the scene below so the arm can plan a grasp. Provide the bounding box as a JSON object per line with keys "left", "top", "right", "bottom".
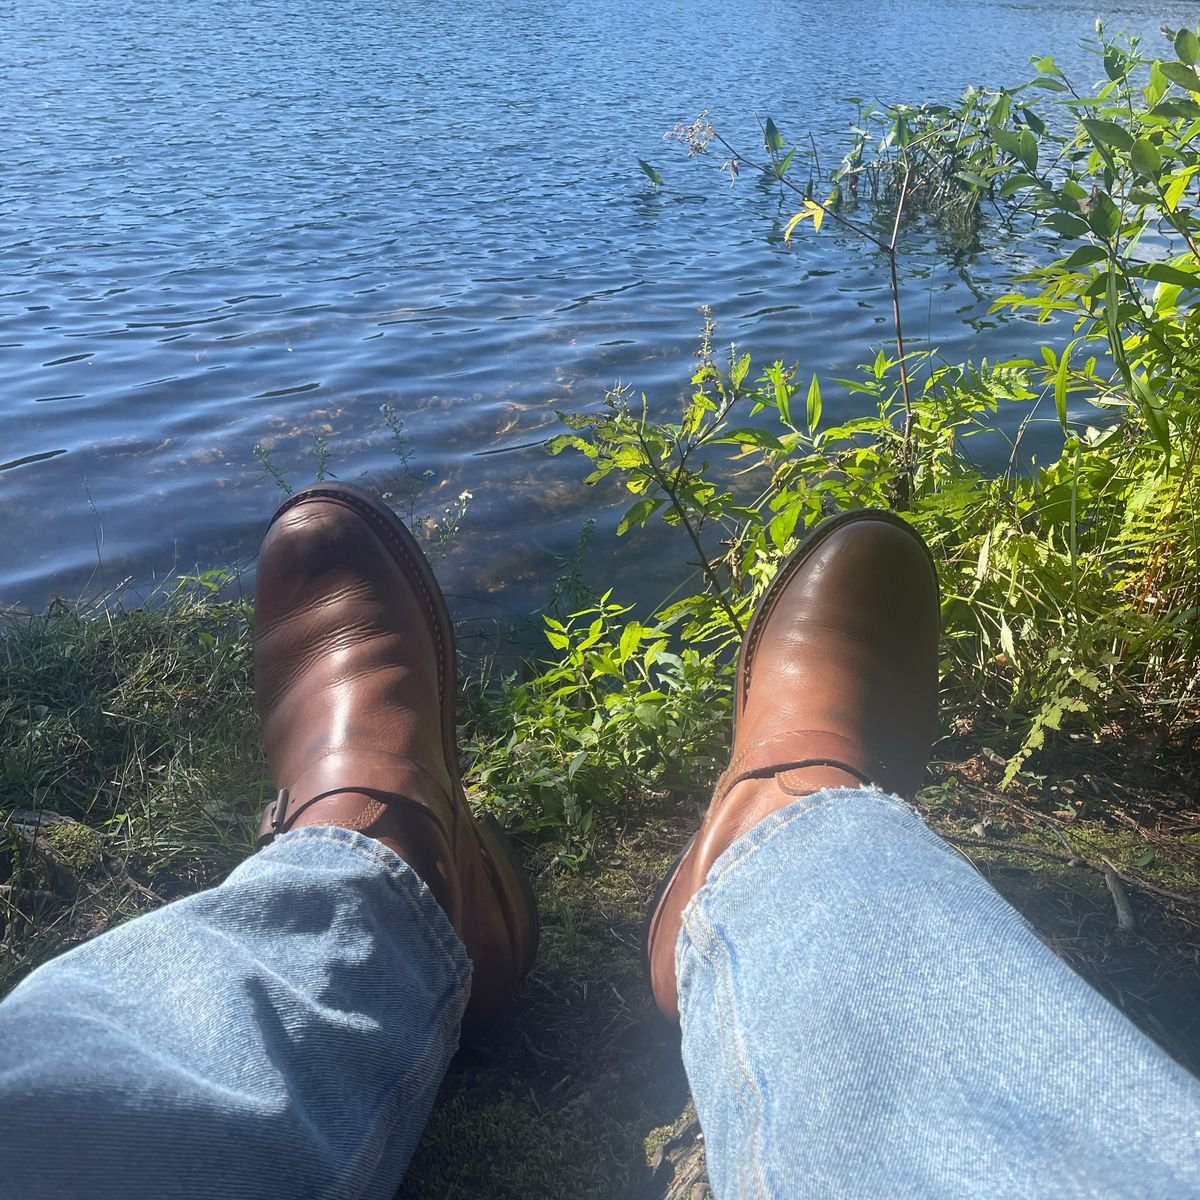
{"left": 254, "top": 481, "right": 538, "bottom": 1028}
{"left": 646, "top": 509, "right": 940, "bottom": 1020}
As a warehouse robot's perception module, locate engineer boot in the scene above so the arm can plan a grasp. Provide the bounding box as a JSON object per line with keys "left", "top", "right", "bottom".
{"left": 645, "top": 509, "right": 940, "bottom": 1020}
{"left": 254, "top": 482, "right": 538, "bottom": 1027}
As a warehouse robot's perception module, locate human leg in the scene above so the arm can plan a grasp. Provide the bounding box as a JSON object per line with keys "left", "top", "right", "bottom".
{"left": 251, "top": 482, "right": 537, "bottom": 1027}
{"left": 677, "top": 786, "right": 1200, "bottom": 1199}
{"left": 646, "top": 510, "right": 1200, "bottom": 1198}
{"left": 0, "top": 827, "right": 468, "bottom": 1200}
{"left": 0, "top": 483, "right": 538, "bottom": 1199}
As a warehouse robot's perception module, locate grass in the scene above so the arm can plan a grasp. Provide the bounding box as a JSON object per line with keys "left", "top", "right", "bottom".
{"left": 2, "top": 582, "right": 1199, "bottom": 1198}
{"left": 0, "top": 580, "right": 266, "bottom": 990}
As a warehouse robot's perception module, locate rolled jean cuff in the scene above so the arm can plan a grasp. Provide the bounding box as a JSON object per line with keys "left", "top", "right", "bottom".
{"left": 261, "top": 824, "right": 472, "bottom": 1000}
{"left": 673, "top": 785, "right": 1200, "bottom": 1198}
{"left": 675, "top": 786, "right": 906, "bottom": 1002}
{"left": 675, "top": 786, "right": 905, "bottom": 975}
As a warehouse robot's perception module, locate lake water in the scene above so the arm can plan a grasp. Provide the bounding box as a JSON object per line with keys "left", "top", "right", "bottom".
{"left": 3, "top": 0, "right": 1193, "bottom": 621}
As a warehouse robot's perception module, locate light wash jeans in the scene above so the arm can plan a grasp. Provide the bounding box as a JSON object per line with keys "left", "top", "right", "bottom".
{"left": 1, "top": 792, "right": 1198, "bottom": 1199}
{"left": 677, "top": 789, "right": 1200, "bottom": 1198}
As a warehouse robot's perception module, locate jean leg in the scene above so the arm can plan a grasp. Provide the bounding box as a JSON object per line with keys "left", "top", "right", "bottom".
{"left": 677, "top": 788, "right": 1200, "bottom": 1200}
{"left": 0, "top": 826, "right": 470, "bottom": 1200}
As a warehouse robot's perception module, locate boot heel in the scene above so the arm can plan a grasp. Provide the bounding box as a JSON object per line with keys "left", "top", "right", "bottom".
{"left": 476, "top": 812, "right": 540, "bottom": 978}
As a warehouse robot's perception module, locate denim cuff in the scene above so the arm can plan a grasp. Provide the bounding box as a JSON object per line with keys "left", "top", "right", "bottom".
{"left": 708, "top": 786, "right": 911, "bottom": 886}
{"left": 260, "top": 825, "right": 472, "bottom": 997}
{"left": 676, "top": 786, "right": 913, "bottom": 981}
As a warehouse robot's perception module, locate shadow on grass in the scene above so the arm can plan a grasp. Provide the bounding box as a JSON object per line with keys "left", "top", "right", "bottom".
{"left": 406, "top": 752, "right": 1200, "bottom": 1200}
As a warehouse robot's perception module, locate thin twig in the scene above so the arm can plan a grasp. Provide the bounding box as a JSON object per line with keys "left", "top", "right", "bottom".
{"left": 630, "top": 409, "right": 745, "bottom": 636}
{"left": 712, "top": 128, "right": 916, "bottom": 500}
{"left": 888, "top": 159, "right": 915, "bottom": 478}
{"left": 710, "top": 132, "right": 890, "bottom": 252}
{"left": 1102, "top": 860, "right": 1138, "bottom": 933}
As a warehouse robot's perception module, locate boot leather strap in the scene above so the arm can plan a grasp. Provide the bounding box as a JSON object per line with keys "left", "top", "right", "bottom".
{"left": 257, "top": 749, "right": 455, "bottom": 848}
{"left": 716, "top": 730, "right": 880, "bottom": 803}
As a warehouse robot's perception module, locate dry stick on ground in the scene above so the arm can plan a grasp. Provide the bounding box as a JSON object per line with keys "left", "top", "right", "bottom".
{"left": 946, "top": 833, "right": 1200, "bottom": 908}
{"left": 1102, "top": 860, "right": 1138, "bottom": 933}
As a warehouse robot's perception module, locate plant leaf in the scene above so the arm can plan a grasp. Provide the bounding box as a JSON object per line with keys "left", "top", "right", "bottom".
{"left": 783, "top": 199, "right": 826, "bottom": 241}
{"left": 768, "top": 506, "right": 801, "bottom": 550}
{"left": 1161, "top": 61, "right": 1200, "bottom": 93}
{"left": 1152, "top": 96, "right": 1200, "bottom": 119}
{"left": 768, "top": 364, "right": 793, "bottom": 426}
{"left": 617, "top": 497, "right": 665, "bottom": 535}
{"left": 992, "top": 128, "right": 1022, "bottom": 156}
{"left": 806, "top": 374, "right": 822, "bottom": 433}
{"left": 1081, "top": 118, "right": 1134, "bottom": 152}
{"left": 637, "top": 158, "right": 664, "bottom": 186}
{"left": 1086, "top": 193, "right": 1121, "bottom": 240}
{"left": 1131, "top": 372, "right": 1171, "bottom": 461}
{"left": 618, "top": 621, "right": 642, "bottom": 663}
{"left": 1129, "top": 261, "right": 1200, "bottom": 290}
{"left": 1018, "top": 128, "right": 1039, "bottom": 172}
{"left": 730, "top": 352, "right": 752, "bottom": 389}
{"left": 1130, "top": 137, "right": 1162, "bottom": 178}
{"left": 1175, "top": 28, "right": 1200, "bottom": 66}
{"left": 763, "top": 117, "right": 785, "bottom": 154}
{"left": 999, "top": 173, "right": 1037, "bottom": 197}
{"left": 1054, "top": 336, "right": 1080, "bottom": 431}
{"left": 1103, "top": 268, "right": 1130, "bottom": 389}
{"left": 1164, "top": 167, "right": 1197, "bottom": 211}
{"left": 1147, "top": 60, "right": 1170, "bottom": 105}
{"left": 1044, "top": 212, "right": 1090, "bottom": 237}
{"left": 1059, "top": 245, "right": 1108, "bottom": 269}
{"left": 1021, "top": 107, "right": 1046, "bottom": 137}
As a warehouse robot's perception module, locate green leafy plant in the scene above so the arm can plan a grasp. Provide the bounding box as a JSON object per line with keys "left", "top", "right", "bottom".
{"left": 567, "top": 24, "right": 1200, "bottom": 808}
{"left": 464, "top": 591, "right": 731, "bottom": 859}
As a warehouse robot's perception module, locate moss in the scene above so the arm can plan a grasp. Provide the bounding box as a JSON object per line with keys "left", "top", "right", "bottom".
{"left": 38, "top": 819, "right": 103, "bottom": 873}
{"left": 643, "top": 1121, "right": 674, "bottom": 1166}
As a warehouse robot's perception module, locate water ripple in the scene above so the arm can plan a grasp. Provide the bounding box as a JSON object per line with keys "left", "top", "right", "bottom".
{"left": 1, "top": 0, "right": 1191, "bottom": 610}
